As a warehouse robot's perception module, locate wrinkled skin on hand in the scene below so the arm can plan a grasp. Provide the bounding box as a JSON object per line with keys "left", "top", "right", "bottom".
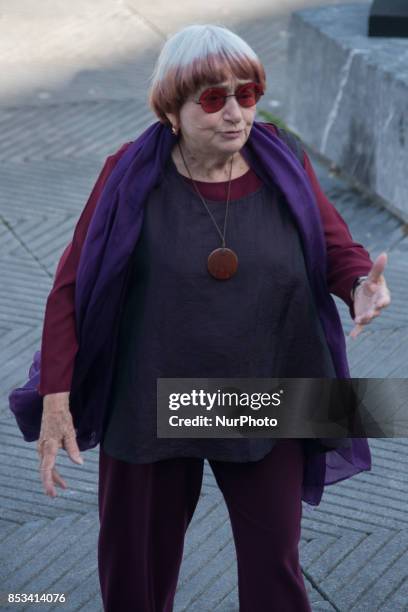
{"left": 350, "top": 252, "right": 391, "bottom": 339}
{"left": 37, "top": 392, "right": 84, "bottom": 498}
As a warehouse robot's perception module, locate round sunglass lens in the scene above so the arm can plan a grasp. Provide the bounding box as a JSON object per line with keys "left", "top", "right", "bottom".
{"left": 205, "top": 98, "right": 224, "bottom": 112}
{"left": 236, "top": 84, "right": 262, "bottom": 107}
{"left": 200, "top": 89, "right": 225, "bottom": 112}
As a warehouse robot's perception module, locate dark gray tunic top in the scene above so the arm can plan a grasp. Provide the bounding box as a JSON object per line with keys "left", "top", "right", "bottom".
{"left": 101, "top": 156, "right": 337, "bottom": 463}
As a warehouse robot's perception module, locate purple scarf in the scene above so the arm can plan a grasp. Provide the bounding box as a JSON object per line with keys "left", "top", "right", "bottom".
{"left": 9, "top": 120, "right": 371, "bottom": 506}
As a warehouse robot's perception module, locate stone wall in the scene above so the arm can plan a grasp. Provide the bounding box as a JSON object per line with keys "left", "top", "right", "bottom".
{"left": 284, "top": 2, "right": 408, "bottom": 221}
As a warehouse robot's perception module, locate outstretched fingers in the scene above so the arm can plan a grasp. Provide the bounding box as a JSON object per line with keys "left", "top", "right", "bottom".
{"left": 367, "top": 252, "right": 388, "bottom": 283}
{"left": 38, "top": 439, "right": 60, "bottom": 497}
{"left": 63, "top": 431, "right": 84, "bottom": 465}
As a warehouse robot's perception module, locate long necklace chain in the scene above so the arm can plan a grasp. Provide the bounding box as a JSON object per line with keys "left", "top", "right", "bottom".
{"left": 177, "top": 142, "right": 233, "bottom": 248}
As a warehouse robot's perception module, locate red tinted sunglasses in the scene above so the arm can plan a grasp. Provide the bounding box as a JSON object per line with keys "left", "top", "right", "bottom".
{"left": 195, "top": 82, "right": 264, "bottom": 113}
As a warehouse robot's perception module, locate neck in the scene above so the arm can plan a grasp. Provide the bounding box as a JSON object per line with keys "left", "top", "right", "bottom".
{"left": 176, "top": 139, "right": 238, "bottom": 181}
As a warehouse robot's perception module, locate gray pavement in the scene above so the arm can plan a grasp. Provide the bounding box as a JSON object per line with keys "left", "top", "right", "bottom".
{"left": 0, "top": 1, "right": 407, "bottom": 610}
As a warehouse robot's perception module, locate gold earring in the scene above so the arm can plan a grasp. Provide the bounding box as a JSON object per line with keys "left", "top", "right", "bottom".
{"left": 171, "top": 125, "right": 178, "bottom": 135}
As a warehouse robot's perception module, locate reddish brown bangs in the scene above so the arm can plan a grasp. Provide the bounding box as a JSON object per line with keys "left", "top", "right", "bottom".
{"left": 149, "top": 51, "right": 266, "bottom": 125}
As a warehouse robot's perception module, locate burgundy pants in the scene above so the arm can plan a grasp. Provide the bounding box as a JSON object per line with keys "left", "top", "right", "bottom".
{"left": 98, "top": 439, "right": 311, "bottom": 612}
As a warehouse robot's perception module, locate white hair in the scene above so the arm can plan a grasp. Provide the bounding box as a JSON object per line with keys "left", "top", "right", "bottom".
{"left": 148, "top": 23, "right": 265, "bottom": 123}
{"left": 149, "top": 24, "right": 259, "bottom": 84}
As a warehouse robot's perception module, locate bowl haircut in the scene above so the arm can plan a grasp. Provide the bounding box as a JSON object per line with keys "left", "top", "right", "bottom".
{"left": 148, "top": 24, "right": 267, "bottom": 124}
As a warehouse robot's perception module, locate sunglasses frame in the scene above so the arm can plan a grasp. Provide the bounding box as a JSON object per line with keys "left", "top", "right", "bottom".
{"left": 194, "top": 81, "right": 264, "bottom": 113}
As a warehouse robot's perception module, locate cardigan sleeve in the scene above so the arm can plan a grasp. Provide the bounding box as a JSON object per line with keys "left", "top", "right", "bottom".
{"left": 38, "top": 142, "right": 133, "bottom": 396}
{"left": 302, "top": 151, "right": 373, "bottom": 319}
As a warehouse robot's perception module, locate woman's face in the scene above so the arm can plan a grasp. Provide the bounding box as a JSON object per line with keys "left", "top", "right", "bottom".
{"left": 168, "top": 75, "right": 258, "bottom": 158}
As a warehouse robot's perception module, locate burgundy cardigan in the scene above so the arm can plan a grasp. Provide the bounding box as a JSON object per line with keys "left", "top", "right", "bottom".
{"left": 38, "top": 125, "right": 373, "bottom": 396}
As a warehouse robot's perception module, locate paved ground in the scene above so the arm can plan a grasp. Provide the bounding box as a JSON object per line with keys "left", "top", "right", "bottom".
{"left": 0, "top": 1, "right": 407, "bottom": 610}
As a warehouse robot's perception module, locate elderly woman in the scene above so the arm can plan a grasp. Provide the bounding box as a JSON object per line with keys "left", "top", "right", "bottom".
{"left": 10, "top": 23, "right": 391, "bottom": 612}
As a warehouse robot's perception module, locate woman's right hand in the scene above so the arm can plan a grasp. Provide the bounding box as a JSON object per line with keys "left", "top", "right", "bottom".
{"left": 37, "top": 392, "right": 84, "bottom": 498}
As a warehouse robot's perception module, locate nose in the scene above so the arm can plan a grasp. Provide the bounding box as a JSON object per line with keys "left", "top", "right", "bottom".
{"left": 222, "top": 95, "right": 244, "bottom": 122}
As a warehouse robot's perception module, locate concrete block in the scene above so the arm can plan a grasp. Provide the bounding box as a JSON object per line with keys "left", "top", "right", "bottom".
{"left": 285, "top": 2, "right": 408, "bottom": 222}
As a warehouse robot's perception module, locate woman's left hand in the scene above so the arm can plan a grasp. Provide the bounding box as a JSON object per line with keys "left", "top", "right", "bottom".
{"left": 350, "top": 252, "right": 391, "bottom": 339}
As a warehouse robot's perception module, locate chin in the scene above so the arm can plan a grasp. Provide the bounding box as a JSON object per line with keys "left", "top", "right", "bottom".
{"left": 226, "top": 138, "right": 245, "bottom": 149}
